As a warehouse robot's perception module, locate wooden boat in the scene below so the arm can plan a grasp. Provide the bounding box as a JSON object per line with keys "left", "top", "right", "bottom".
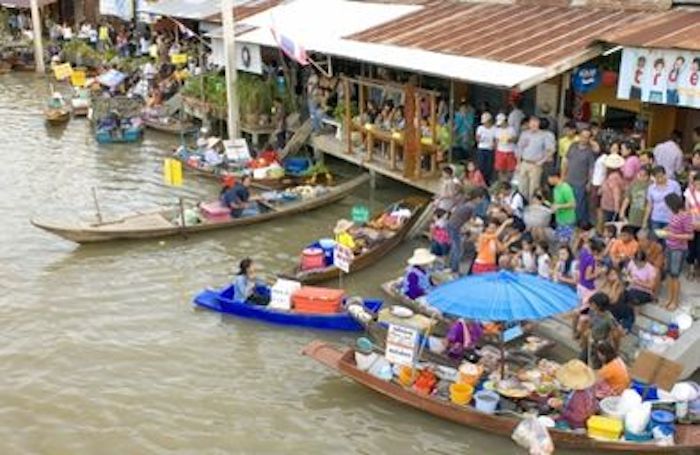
{"left": 45, "top": 108, "right": 71, "bottom": 125}
{"left": 194, "top": 285, "right": 382, "bottom": 331}
{"left": 143, "top": 117, "right": 198, "bottom": 135}
{"left": 71, "top": 97, "right": 90, "bottom": 117}
{"left": 95, "top": 125, "right": 144, "bottom": 144}
{"left": 31, "top": 173, "right": 370, "bottom": 243}
{"left": 303, "top": 341, "right": 700, "bottom": 453}
{"left": 288, "top": 197, "right": 429, "bottom": 284}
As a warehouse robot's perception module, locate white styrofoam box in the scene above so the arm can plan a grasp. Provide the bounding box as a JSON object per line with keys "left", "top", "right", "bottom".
{"left": 269, "top": 278, "right": 302, "bottom": 311}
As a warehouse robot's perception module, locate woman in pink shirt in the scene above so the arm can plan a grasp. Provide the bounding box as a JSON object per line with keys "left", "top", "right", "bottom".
{"left": 622, "top": 251, "right": 657, "bottom": 308}
{"left": 620, "top": 141, "right": 641, "bottom": 184}
{"left": 600, "top": 154, "right": 626, "bottom": 222}
{"left": 663, "top": 193, "right": 694, "bottom": 310}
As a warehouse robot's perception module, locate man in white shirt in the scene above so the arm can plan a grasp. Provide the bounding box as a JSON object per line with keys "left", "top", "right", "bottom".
{"left": 653, "top": 131, "right": 684, "bottom": 178}
{"left": 476, "top": 112, "right": 496, "bottom": 184}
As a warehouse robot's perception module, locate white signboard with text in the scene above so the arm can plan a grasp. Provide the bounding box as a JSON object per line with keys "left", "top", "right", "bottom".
{"left": 333, "top": 243, "right": 354, "bottom": 274}
{"left": 385, "top": 324, "right": 419, "bottom": 366}
{"left": 617, "top": 47, "right": 700, "bottom": 109}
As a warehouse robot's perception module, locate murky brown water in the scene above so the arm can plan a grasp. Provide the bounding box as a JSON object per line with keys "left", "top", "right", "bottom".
{"left": 0, "top": 73, "right": 587, "bottom": 454}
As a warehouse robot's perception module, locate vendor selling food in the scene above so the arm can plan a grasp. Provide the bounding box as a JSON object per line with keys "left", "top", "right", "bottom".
{"left": 594, "top": 341, "right": 630, "bottom": 397}
{"left": 401, "top": 248, "right": 436, "bottom": 300}
{"left": 444, "top": 319, "right": 482, "bottom": 360}
{"left": 556, "top": 359, "right": 598, "bottom": 429}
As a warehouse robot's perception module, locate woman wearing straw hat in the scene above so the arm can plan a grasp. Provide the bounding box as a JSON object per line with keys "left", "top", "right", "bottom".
{"left": 557, "top": 359, "right": 598, "bottom": 429}
{"left": 401, "top": 248, "right": 436, "bottom": 300}
{"left": 600, "top": 153, "right": 626, "bottom": 223}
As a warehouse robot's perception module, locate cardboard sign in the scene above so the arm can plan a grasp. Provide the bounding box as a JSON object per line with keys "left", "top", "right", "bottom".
{"left": 163, "top": 158, "right": 183, "bottom": 186}
{"left": 171, "top": 53, "right": 188, "bottom": 65}
{"left": 333, "top": 243, "right": 354, "bottom": 273}
{"left": 53, "top": 63, "right": 73, "bottom": 81}
{"left": 385, "top": 324, "right": 419, "bottom": 366}
{"left": 223, "top": 138, "right": 250, "bottom": 162}
{"left": 70, "top": 70, "right": 86, "bottom": 87}
{"left": 630, "top": 350, "right": 683, "bottom": 391}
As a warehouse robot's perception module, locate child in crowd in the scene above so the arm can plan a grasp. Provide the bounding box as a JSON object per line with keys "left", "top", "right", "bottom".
{"left": 607, "top": 225, "right": 639, "bottom": 267}
{"left": 536, "top": 241, "right": 552, "bottom": 279}
{"left": 517, "top": 236, "right": 536, "bottom": 273}
{"left": 553, "top": 245, "right": 577, "bottom": 287}
{"left": 465, "top": 160, "right": 486, "bottom": 188}
{"left": 472, "top": 218, "right": 512, "bottom": 274}
{"left": 430, "top": 209, "right": 450, "bottom": 264}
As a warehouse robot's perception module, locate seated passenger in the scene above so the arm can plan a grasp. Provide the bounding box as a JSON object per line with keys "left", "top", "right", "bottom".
{"left": 233, "top": 258, "right": 268, "bottom": 305}
{"left": 401, "top": 248, "right": 435, "bottom": 300}
{"left": 221, "top": 175, "right": 259, "bottom": 218}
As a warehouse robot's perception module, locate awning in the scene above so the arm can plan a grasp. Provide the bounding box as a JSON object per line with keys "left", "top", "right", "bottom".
{"left": 0, "top": 0, "right": 56, "bottom": 7}
{"left": 138, "top": 0, "right": 222, "bottom": 21}
{"left": 599, "top": 7, "right": 700, "bottom": 52}
{"left": 207, "top": 0, "right": 534, "bottom": 87}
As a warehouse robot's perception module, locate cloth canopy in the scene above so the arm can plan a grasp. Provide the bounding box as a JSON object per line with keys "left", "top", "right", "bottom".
{"left": 97, "top": 69, "right": 127, "bottom": 89}
{"left": 426, "top": 271, "right": 577, "bottom": 322}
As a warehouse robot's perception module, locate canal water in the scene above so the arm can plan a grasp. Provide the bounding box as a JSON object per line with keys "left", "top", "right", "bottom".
{"left": 0, "top": 74, "right": 582, "bottom": 454}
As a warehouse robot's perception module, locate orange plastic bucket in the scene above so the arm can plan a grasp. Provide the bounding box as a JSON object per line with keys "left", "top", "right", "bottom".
{"left": 450, "top": 383, "right": 474, "bottom": 405}
{"left": 398, "top": 366, "right": 416, "bottom": 387}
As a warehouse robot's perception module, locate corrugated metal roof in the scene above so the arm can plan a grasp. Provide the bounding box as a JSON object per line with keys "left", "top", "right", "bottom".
{"left": 600, "top": 7, "right": 700, "bottom": 51}
{"left": 347, "top": 1, "right": 654, "bottom": 67}
{"left": 204, "top": 0, "right": 284, "bottom": 22}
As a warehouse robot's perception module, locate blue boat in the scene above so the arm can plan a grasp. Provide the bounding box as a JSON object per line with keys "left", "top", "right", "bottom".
{"left": 95, "top": 126, "right": 144, "bottom": 144}
{"left": 193, "top": 285, "right": 382, "bottom": 331}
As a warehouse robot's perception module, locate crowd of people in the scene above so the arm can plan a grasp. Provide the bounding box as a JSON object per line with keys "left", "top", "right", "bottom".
{"left": 401, "top": 116, "right": 700, "bottom": 368}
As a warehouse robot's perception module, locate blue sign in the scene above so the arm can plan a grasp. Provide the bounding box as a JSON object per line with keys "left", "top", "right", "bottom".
{"left": 572, "top": 65, "right": 602, "bottom": 94}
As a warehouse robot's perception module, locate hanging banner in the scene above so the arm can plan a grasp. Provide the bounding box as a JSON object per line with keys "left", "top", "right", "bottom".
{"left": 100, "top": 0, "right": 134, "bottom": 21}
{"left": 70, "top": 70, "right": 87, "bottom": 87}
{"left": 617, "top": 47, "right": 700, "bottom": 109}
{"left": 170, "top": 53, "right": 188, "bottom": 65}
{"left": 53, "top": 63, "right": 73, "bottom": 81}
{"left": 571, "top": 65, "right": 601, "bottom": 94}
{"left": 163, "top": 158, "right": 183, "bottom": 186}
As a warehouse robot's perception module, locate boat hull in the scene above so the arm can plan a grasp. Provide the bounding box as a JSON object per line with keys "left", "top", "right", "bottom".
{"left": 45, "top": 109, "right": 71, "bottom": 125}
{"left": 31, "top": 174, "right": 370, "bottom": 243}
{"left": 194, "top": 286, "right": 382, "bottom": 331}
{"left": 291, "top": 196, "right": 428, "bottom": 284}
{"left": 302, "top": 342, "right": 700, "bottom": 453}
{"left": 96, "top": 127, "right": 143, "bottom": 144}
{"left": 144, "top": 117, "right": 197, "bottom": 135}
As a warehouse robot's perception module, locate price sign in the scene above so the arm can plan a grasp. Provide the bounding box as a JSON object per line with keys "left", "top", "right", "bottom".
{"left": 163, "top": 158, "right": 183, "bottom": 186}
{"left": 351, "top": 204, "right": 369, "bottom": 223}
{"left": 171, "top": 53, "right": 188, "bottom": 65}
{"left": 385, "top": 324, "right": 419, "bottom": 366}
{"left": 333, "top": 243, "right": 354, "bottom": 273}
{"left": 53, "top": 63, "right": 73, "bottom": 80}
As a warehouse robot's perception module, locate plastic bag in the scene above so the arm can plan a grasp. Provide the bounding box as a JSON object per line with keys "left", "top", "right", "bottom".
{"left": 512, "top": 416, "right": 555, "bottom": 455}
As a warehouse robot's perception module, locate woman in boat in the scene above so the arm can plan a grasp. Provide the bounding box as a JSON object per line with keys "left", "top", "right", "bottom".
{"left": 444, "top": 319, "right": 482, "bottom": 360}
{"left": 233, "top": 258, "right": 268, "bottom": 305}
{"left": 595, "top": 341, "right": 631, "bottom": 398}
{"left": 556, "top": 359, "right": 598, "bottom": 429}
{"left": 401, "top": 248, "right": 436, "bottom": 300}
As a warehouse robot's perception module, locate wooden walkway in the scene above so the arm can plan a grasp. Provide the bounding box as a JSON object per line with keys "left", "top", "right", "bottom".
{"left": 311, "top": 133, "right": 442, "bottom": 195}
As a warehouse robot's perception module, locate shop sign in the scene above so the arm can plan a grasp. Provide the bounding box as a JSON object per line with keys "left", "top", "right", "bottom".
{"left": 572, "top": 65, "right": 602, "bottom": 94}
{"left": 385, "top": 324, "right": 419, "bottom": 366}
{"left": 237, "top": 43, "right": 262, "bottom": 75}
{"left": 333, "top": 243, "right": 354, "bottom": 273}
{"left": 617, "top": 47, "right": 700, "bottom": 109}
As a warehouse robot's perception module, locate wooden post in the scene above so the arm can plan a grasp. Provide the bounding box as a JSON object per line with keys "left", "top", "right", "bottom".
{"left": 30, "top": 0, "right": 45, "bottom": 74}
{"left": 344, "top": 77, "right": 352, "bottom": 154}
{"left": 430, "top": 93, "right": 437, "bottom": 141}
{"left": 221, "top": 0, "right": 239, "bottom": 139}
{"left": 403, "top": 84, "right": 418, "bottom": 179}
{"left": 448, "top": 79, "right": 455, "bottom": 163}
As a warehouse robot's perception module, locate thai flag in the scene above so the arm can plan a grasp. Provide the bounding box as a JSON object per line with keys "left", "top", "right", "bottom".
{"left": 271, "top": 28, "right": 309, "bottom": 66}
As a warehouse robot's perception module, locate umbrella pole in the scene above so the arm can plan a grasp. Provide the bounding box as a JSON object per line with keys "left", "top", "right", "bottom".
{"left": 500, "top": 328, "right": 506, "bottom": 379}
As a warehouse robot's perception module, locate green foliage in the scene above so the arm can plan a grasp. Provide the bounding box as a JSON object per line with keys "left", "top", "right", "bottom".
{"left": 333, "top": 101, "right": 358, "bottom": 123}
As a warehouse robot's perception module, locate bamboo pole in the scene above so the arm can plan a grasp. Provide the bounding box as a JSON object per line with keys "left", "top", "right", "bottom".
{"left": 30, "top": 0, "right": 45, "bottom": 74}
{"left": 221, "top": 0, "right": 239, "bottom": 139}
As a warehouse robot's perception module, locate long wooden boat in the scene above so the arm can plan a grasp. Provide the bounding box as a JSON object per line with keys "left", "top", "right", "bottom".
{"left": 287, "top": 197, "right": 429, "bottom": 284}
{"left": 194, "top": 285, "right": 382, "bottom": 331}
{"left": 45, "top": 108, "right": 71, "bottom": 125}
{"left": 303, "top": 341, "right": 700, "bottom": 453}
{"left": 143, "top": 117, "right": 198, "bottom": 135}
{"left": 31, "top": 173, "right": 370, "bottom": 243}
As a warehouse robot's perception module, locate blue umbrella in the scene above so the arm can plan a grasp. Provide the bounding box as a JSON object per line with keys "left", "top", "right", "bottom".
{"left": 427, "top": 270, "right": 578, "bottom": 322}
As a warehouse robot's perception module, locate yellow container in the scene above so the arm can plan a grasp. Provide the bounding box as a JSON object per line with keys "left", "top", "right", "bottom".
{"left": 586, "top": 415, "right": 623, "bottom": 441}
{"left": 458, "top": 363, "right": 484, "bottom": 387}
{"left": 398, "top": 366, "right": 415, "bottom": 387}
{"left": 449, "top": 383, "right": 474, "bottom": 405}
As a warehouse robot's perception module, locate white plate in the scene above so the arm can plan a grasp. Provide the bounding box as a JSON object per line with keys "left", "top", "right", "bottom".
{"left": 391, "top": 305, "right": 414, "bottom": 318}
